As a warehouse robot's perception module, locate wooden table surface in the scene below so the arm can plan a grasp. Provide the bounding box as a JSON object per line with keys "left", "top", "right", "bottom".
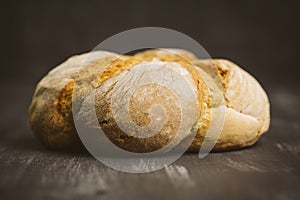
{"left": 0, "top": 83, "right": 299, "bottom": 200}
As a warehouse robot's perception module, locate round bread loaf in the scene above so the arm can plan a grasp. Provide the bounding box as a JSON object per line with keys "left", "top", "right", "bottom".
{"left": 28, "top": 49, "right": 270, "bottom": 152}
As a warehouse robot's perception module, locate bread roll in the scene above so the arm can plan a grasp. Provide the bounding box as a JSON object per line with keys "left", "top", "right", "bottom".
{"left": 28, "top": 49, "right": 270, "bottom": 152}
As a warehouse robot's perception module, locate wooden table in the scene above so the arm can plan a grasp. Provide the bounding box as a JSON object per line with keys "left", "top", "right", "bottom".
{"left": 0, "top": 84, "right": 299, "bottom": 200}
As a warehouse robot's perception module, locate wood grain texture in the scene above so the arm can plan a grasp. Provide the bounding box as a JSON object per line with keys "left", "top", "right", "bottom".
{"left": 0, "top": 84, "right": 299, "bottom": 200}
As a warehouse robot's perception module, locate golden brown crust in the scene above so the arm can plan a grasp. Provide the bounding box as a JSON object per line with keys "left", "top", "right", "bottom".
{"left": 189, "top": 58, "right": 270, "bottom": 151}
{"left": 94, "top": 53, "right": 210, "bottom": 153}
{"left": 133, "top": 49, "right": 213, "bottom": 152}
{"left": 29, "top": 80, "right": 79, "bottom": 149}
{"left": 29, "top": 49, "right": 270, "bottom": 152}
{"left": 29, "top": 51, "right": 119, "bottom": 149}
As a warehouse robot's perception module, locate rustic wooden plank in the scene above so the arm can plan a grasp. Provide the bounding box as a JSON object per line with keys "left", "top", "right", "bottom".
{"left": 0, "top": 84, "right": 299, "bottom": 200}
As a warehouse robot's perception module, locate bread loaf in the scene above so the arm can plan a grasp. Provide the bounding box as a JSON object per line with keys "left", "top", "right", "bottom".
{"left": 28, "top": 49, "right": 270, "bottom": 152}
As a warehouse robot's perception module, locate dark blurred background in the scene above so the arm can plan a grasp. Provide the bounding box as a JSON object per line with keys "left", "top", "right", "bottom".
{"left": 0, "top": 1, "right": 299, "bottom": 199}
{"left": 1, "top": 0, "right": 299, "bottom": 88}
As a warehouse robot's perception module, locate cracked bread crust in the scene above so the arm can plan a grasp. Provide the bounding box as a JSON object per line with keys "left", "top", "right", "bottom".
{"left": 29, "top": 49, "right": 270, "bottom": 152}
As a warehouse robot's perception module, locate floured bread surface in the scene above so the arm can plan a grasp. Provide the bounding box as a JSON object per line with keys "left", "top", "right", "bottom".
{"left": 29, "top": 51, "right": 119, "bottom": 149}
{"left": 29, "top": 49, "right": 270, "bottom": 152}
{"left": 76, "top": 54, "right": 210, "bottom": 153}
{"left": 135, "top": 49, "right": 270, "bottom": 151}
{"left": 190, "top": 58, "right": 270, "bottom": 150}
